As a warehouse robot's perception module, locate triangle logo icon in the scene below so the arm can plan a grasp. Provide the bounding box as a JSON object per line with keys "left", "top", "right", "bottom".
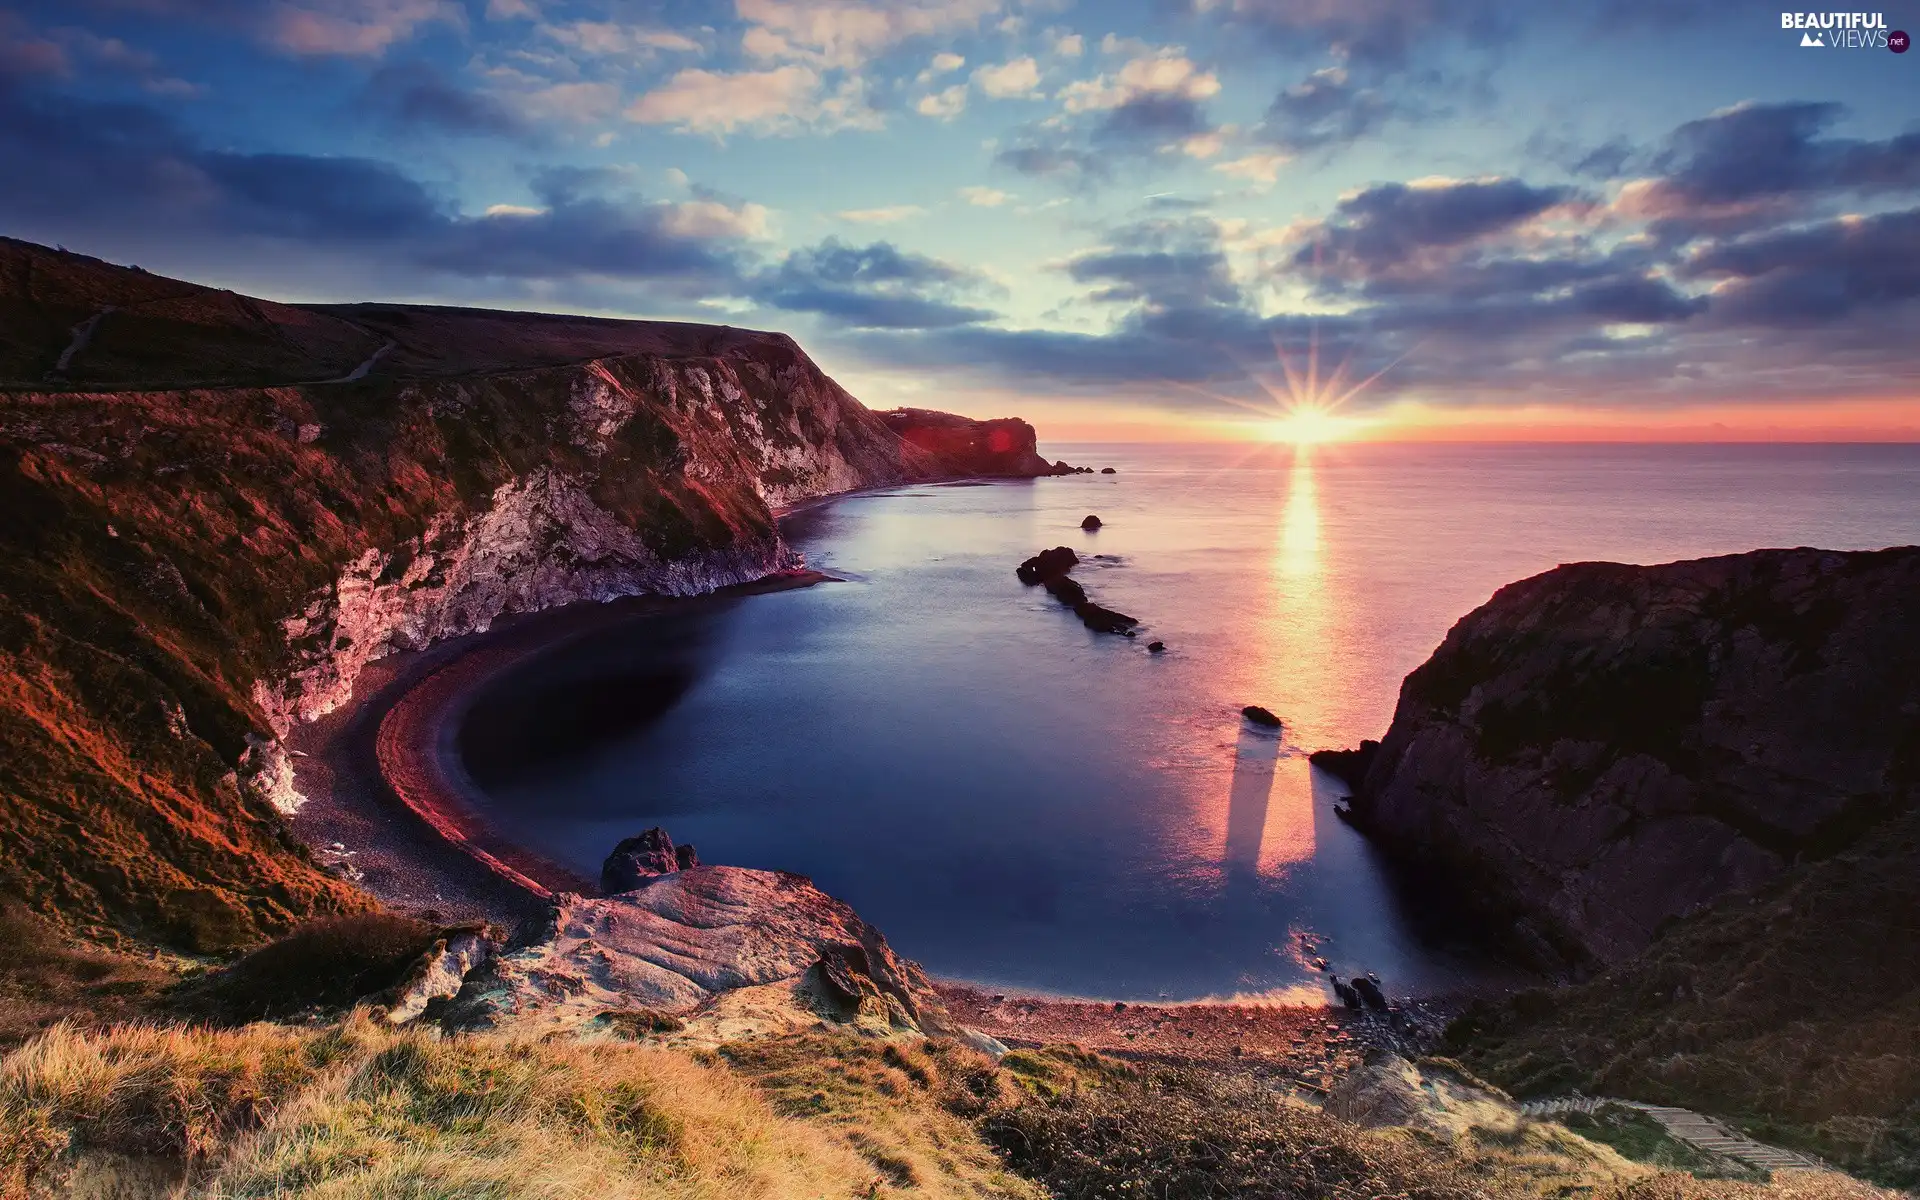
{"left": 1800, "top": 30, "right": 1824, "bottom": 45}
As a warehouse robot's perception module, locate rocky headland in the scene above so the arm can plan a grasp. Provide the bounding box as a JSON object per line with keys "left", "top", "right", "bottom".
{"left": 1335, "top": 546, "right": 1920, "bottom": 969}
{"left": 1321, "top": 545, "right": 1920, "bottom": 1183}
{"left": 0, "top": 236, "right": 1080, "bottom": 954}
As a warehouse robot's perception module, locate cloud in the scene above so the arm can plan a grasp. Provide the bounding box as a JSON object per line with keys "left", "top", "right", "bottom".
{"left": 752, "top": 237, "right": 998, "bottom": 328}
{"left": 836, "top": 205, "right": 926, "bottom": 224}
{"left": 539, "top": 20, "right": 702, "bottom": 56}
{"left": 1058, "top": 51, "right": 1219, "bottom": 114}
{"left": 735, "top": 0, "right": 1001, "bottom": 70}
{"left": 1053, "top": 32, "right": 1083, "bottom": 57}
{"left": 1290, "top": 177, "right": 1581, "bottom": 281}
{"left": 1066, "top": 215, "right": 1245, "bottom": 312}
{"left": 361, "top": 61, "right": 525, "bottom": 136}
{"left": 916, "top": 83, "right": 966, "bottom": 118}
{"left": 660, "top": 197, "right": 774, "bottom": 240}
{"left": 1618, "top": 102, "right": 1920, "bottom": 239}
{"left": 0, "top": 85, "right": 753, "bottom": 293}
{"left": 485, "top": 0, "right": 537, "bottom": 17}
{"left": 1213, "top": 151, "right": 1289, "bottom": 185}
{"left": 1680, "top": 207, "right": 1920, "bottom": 325}
{"left": 1188, "top": 0, "right": 1512, "bottom": 68}
{"left": 263, "top": 0, "right": 460, "bottom": 57}
{"left": 625, "top": 64, "right": 825, "bottom": 135}
{"left": 926, "top": 50, "right": 964, "bottom": 74}
{"left": 1258, "top": 65, "right": 1404, "bottom": 152}
{"left": 959, "top": 186, "right": 1010, "bottom": 206}
{"left": 974, "top": 56, "right": 1039, "bottom": 98}
{"left": 994, "top": 141, "right": 1107, "bottom": 185}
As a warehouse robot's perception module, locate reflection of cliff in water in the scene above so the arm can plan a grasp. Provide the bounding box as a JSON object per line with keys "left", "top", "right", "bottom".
{"left": 457, "top": 607, "right": 734, "bottom": 793}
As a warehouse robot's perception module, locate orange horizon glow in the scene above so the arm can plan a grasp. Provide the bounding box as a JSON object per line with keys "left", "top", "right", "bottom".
{"left": 1008, "top": 394, "right": 1920, "bottom": 445}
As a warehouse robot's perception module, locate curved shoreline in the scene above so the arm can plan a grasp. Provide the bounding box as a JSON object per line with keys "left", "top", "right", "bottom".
{"left": 286, "top": 570, "right": 837, "bottom": 932}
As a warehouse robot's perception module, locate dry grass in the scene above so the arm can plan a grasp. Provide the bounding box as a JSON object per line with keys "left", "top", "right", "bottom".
{"left": 0, "top": 904, "right": 171, "bottom": 1053}
{"left": 0, "top": 1017, "right": 961, "bottom": 1199}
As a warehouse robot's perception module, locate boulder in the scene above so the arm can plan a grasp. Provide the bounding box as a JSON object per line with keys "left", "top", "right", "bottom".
{"left": 602, "top": 827, "right": 680, "bottom": 894}
{"left": 1100, "top": 467, "right": 1117, "bottom": 474}
{"left": 674, "top": 843, "right": 700, "bottom": 870}
{"left": 1081, "top": 514, "right": 1102, "bottom": 531}
{"left": 1045, "top": 575, "right": 1089, "bottom": 607}
{"left": 1242, "top": 705, "right": 1283, "bottom": 728}
{"left": 1148, "top": 641, "right": 1165, "bottom": 653}
{"left": 1074, "top": 601, "right": 1138, "bottom": 635}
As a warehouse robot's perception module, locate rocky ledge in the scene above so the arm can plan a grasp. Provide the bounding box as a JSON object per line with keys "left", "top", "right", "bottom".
{"left": 1338, "top": 546, "right": 1920, "bottom": 967}
{"left": 1017, "top": 546, "right": 1141, "bottom": 635}
{"left": 880, "top": 407, "right": 1082, "bottom": 477}
{"left": 449, "top": 854, "right": 958, "bottom": 1047}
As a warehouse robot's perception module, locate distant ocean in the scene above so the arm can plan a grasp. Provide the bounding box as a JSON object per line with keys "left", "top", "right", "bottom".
{"left": 455, "top": 443, "right": 1920, "bottom": 1002}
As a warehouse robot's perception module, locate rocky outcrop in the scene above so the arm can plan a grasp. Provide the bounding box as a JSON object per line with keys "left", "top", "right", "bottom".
{"left": 448, "top": 865, "right": 951, "bottom": 1043}
{"left": 1016, "top": 545, "right": 1140, "bottom": 636}
{"left": 1242, "top": 706, "right": 1283, "bottom": 729}
{"left": 0, "top": 237, "right": 1077, "bottom": 951}
{"left": 880, "top": 407, "right": 1077, "bottom": 477}
{"left": 602, "top": 827, "right": 686, "bottom": 893}
{"left": 1344, "top": 547, "right": 1920, "bottom": 967}
{"left": 1309, "top": 741, "right": 1379, "bottom": 790}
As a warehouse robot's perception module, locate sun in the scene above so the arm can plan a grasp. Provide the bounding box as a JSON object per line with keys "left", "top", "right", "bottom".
{"left": 1263, "top": 405, "right": 1355, "bottom": 445}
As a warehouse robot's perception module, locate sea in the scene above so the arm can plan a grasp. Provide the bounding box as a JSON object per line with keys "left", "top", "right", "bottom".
{"left": 454, "top": 442, "right": 1920, "bottom": 1002}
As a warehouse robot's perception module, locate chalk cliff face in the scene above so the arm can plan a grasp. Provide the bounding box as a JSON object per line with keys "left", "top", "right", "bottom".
{"left": 1345, "top": 546, "right": 1920, "bottom": 967}
{"left": 0, "top": 238, "right": 1063, "bottom": 951}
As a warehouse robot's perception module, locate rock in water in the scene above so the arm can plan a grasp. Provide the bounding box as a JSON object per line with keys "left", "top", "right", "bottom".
{"left": 1242, "top": 705, "right": 1283, "bottom": 728}
{"left": 1017, "top": 546, "right": 1080, "bottom": 584}
{"left": 1148, "top": 641, "right": 1166, "bottom": 653}
{"left": 1081, "top": 514, "right": 1103, "bottom": 530}
{"left": 602, "top": 828, "right": 680, "bottom": 893}
{"left": 1100, "top": 467, "right": 1117, "bottom": 474}
{"left": 1076, "top": 602, "right": 1139, "bottom": 634}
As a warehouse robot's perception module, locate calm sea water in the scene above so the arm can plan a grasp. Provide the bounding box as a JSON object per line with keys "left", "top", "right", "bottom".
{"left": 456, "top": 443, "right": 1920, "bottom": 1002}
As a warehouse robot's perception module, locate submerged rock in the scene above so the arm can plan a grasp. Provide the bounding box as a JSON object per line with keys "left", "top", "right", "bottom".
{"left": 1242, "top": 705, "right": 1283, "bottom": 728}
{"left": 1081, "top": 514, "right": 1103, "bottom": 531}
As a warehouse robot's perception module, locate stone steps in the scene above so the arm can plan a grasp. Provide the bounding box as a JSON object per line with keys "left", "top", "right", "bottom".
{"left": 1520, "top": 1096, "right": 1825, "bottom": 1173}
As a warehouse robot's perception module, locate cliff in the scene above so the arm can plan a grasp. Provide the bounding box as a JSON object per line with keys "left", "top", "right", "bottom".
{"left": 0, "top": 237, "right": 1067, "bottom": 952}
{"left": 880, "top": 407, "right": 1075, "bottom": 477}
{"left": 1343, "top": 546, "right": 1920, "bottom": 968}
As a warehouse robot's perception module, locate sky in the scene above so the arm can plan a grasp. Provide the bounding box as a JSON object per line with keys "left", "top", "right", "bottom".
{"left": 1, "top": 0, "right": 1917, "bottom": 440}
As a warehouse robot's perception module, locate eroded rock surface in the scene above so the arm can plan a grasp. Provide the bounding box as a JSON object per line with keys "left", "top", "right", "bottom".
{"left": 1345, "top": 547, "right": 1920, "bottom": 966}
{"left": 451, "top": 865, "right": 951, "bottom": 1044}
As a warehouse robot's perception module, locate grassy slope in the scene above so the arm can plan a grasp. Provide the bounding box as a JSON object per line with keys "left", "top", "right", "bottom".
{"left": 1451, "top": 805, "right": 1920, "bottom": 1187}
{"left": 2, "top": 1019, "right": 1904, "bottom": 1200}
{"left": 0, "top": 240, "right": 892, "bottom": 954}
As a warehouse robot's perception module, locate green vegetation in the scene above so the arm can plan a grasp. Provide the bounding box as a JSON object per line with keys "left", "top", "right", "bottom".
{"left": 1561, "top": 1106, "right": 1761, "bottom": 1181}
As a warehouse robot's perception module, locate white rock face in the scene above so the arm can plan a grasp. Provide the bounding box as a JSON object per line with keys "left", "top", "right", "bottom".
{"left": 254, "top": 468, "right": 792, "bottom": 734}
{"left": 450, "top": 866, "right": 948, "bottom": 1042}
{"left": 383, "top": 929, "right": 493, "bottom": 1025}
{"left": 254, "top": 352, "right": 930, "bottom": 737}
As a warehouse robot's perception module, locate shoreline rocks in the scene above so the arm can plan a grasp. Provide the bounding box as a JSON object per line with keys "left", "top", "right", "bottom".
{"left": 1242, "top": 706, "right": 1283, "bottom": 729}
{"left": 1308, "top": 741, "right": 1380, "bottom": 790}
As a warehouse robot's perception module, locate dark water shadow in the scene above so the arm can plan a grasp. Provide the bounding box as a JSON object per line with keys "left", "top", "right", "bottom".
{"left": 457, "top": 606, "right": 735, "bottom": 792}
